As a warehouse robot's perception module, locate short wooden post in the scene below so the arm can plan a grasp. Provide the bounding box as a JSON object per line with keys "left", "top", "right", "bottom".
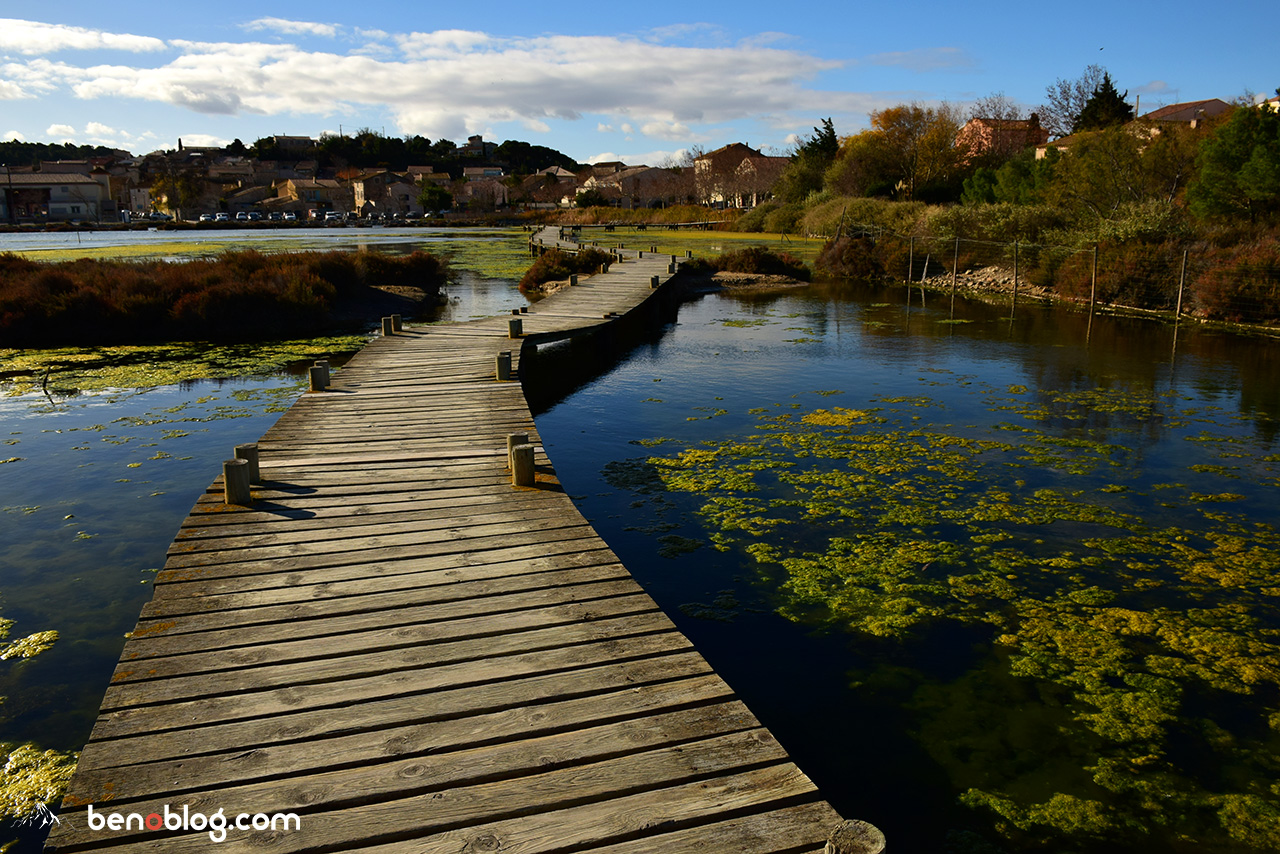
{"left": 506, "top": 432, "right": 528, "bottom": 470}
{"left": 826, "top": 820, "right": 886, "bottom": 854}
{"left": 234, "top": 443, "right": 260, "bottom": 484}
{"left": 391, "top": 314, "right": 402, "bottom": 332}
{"left": 381, "top": 316, "right": 394, "bottom": 336}
{"left": 907, "top": 236, "right": 914, "bottom": 286}
{"left": 569, "top": 274, "right": 578, "bottom": 285}
{"left": 496, "top": 351, "right": 512, "bottom": 381}
{"left": 511, "top": 443, "right": 535, "bottom": 486}
{"left": 308, "top": 365, "right": 328, "bottom": 392}
{"left": 223, "top": 458, "right": 252, "bottom": 506}
{"left": 313, "top": 359, "right": 330, "bottom": 387}
{"left": 668, "top": 263, "right": 676, "bottom": 274}
{"left": 508, "top": 317, "right": 522, "bottom": 338}
{"left": 519, "top": 306, "right": 528, "bottom": 314}
{"left": 650, "top": 275, "right": 660, "bottom": 288}
{"left": 670, "top": 254, "right": 678, "bottom": 264}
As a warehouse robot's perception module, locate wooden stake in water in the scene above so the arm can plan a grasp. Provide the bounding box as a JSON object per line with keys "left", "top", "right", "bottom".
{"left": 1010, "top": 241, "right": 1019, "bottom": 319}
{"left": 951, "top": 237, "right": 959, "bottom": 318}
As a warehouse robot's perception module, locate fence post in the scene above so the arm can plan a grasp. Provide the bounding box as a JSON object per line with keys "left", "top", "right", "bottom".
{"left": 1010, "top": 241, "right": 1019, "bottom": 319}
{"left": 1175, "top": 248, "right": 1188, "bottom": 319}
{"left": 907, "top": 236, "right": 914, "bottom": 286}
{"left": 951, "top": 237, "right": 959, "bottom": 318}
{"left": 1089, "top": 245, "right": 1098, "bottom": 316}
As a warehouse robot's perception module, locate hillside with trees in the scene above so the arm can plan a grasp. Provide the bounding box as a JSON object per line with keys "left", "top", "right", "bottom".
{"left": 740, "top": 70, "right": 1280, "bottom": 324}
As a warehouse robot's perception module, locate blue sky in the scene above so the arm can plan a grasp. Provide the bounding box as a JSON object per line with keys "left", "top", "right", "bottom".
{"left": 0, "top": 2, "right": 1273, "bottom": 164}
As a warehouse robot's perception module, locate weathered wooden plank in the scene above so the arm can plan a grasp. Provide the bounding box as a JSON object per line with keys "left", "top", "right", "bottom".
{"left": 92, "top": 631, "right": 696, "bottom": 738}
{"left": 80, "top": 652, "right": 717, "bottom": 770}
{"left": 66, "top": 676, "right": 739, "bottom": 803}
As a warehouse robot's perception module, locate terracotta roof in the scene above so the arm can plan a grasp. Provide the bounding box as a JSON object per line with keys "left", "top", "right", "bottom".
{"left": 1140, "top": 99, "right": 1231, "bottom": 123}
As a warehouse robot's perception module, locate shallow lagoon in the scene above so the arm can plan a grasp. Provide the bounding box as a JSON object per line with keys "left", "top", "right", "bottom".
{"left": 1, "top": 229, "right": 1279, "bottom": 851}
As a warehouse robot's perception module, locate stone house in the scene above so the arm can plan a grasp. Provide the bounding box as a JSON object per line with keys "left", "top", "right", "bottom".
{"left": 956, "top": 116, "right": 1050, "bottom": 162}
{"left": 1, "top": 172, "right": 106, "bottom": 221}
{"left": 694, "top": 143, "right": 788, "bottom": 207}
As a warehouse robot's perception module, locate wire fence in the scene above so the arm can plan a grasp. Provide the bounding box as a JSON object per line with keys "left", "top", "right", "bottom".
{"left": 834, "top": 224, "right": 1280, "bottom": 331}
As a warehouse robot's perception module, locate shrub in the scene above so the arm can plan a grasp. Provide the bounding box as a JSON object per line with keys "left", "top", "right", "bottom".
{"left": 518, "top": 247, "right": 616, "bottom": 292}
{"left": 762, "top": 203, "right": 804, "bottom": 234}
{"left": 815, "top": 237, "right": 884, "bottom": 280}
{"left": 683, "top": 246, "right": 812, "bottom": 281}
{"left": 0, "top": 249, "right": 447, "bottom": 346}
{"left": 735, "top": 203, "right": 777, "bottom": 232}
{"left": 1193, "top": 240, "right": 1280, "bottom": 323}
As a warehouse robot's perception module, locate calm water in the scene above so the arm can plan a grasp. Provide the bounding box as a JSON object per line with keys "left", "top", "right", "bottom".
{"left": 534, "top": 281, "right": 1280, "bottom": 853}
{"left": 2, "top": 235, "right": 1279, "bottom": 851}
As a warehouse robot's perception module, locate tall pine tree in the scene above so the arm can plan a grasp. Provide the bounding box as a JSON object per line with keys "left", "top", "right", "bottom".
{"left": 1073, "top": 72, "right": 1134, "bottom": 132}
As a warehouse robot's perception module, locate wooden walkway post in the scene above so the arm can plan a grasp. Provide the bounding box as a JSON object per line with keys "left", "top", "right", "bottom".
{"left": 827, "top": 820, "right": 886, "bottom": 853}
{"left": 511, "top": 443, "right": 535, "bottom": 486}
{"left": 233, "top": 443, "right": 260, "bottom": 484}
{"left": 222, "top": 458, "right": 251, "bottom": 506}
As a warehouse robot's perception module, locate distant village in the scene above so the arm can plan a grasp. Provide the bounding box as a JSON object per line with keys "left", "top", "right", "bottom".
{"left": 0, "top": 131, "right": 791, "bottom": 224}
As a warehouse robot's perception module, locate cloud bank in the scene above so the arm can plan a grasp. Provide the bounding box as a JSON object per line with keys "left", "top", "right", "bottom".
{"left": 3, "top": 18, "right": 888, "bottom": 144}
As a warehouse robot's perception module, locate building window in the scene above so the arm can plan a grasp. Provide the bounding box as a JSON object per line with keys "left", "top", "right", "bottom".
{"left": 70, "top": 206, "right": 81, "bottom": 214}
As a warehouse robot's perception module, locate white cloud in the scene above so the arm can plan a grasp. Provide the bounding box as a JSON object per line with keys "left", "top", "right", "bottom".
{"left": 244, "top": 18, "right": 338, "bottom": 39}
{"left": 0, "top": 18, "right": 166, "bottom": 54}
{"left": 7, "top": 28, "right": 875, "bottom": 144}
{"left": 522, "top": 119, "right": 551, "bottom": 133}
{"left": 0, "top": 80, "right": 27, "bottom": 99}
{"left": 640, "top": 121, "right": 695, "bottom": 141}
{"left": 2, "top": 130, "right": 25, "bottom": 141}
{"left": 85, "top": 121, "right": 117, "bottom": 136}
{"left": 46, "top": 123, "right": 75, "bottom": 136}
{"left": 597, "top": 123, "right": 615, "bottom": 133}
{"left": 864, "top": 47, "right": 975, "bottom": 72}
{"left": 587, "top": 148, "right": 689, "bottom": 166}
{"left": 177, "top": 133, "right": 230, "bottom": 148}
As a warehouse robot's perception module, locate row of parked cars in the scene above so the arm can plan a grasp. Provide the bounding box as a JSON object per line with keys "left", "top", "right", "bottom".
{"left": 194, "top": 210, "right": 426, "bottom": 224}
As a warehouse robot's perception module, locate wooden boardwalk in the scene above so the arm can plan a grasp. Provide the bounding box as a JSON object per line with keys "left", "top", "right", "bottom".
{"left": 46, "top": 228, "right": 849, "bottom": 853}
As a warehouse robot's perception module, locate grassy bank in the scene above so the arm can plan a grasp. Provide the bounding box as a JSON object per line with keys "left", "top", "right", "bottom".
{"left": 0, "top": 249, "right": 448, "bottom": 347}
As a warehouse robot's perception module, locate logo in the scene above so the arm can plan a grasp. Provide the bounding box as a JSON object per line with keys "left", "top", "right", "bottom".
{"left": 17, "top": 803, "right": 63, "bottom": 830}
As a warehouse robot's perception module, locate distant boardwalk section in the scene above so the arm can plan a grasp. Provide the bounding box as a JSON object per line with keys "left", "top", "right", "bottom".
{"left": 46, "top": 228, "right": 867, "bottom": 853}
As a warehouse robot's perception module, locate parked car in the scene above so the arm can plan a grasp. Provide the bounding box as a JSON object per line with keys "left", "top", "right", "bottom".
{"left": 198, "top": 213, "right": 214, "bottom": 222}
{"left": 324, "top": 211, "right": 343, "bottom": 223}
{"left": 147, "top": 212, "right": 172, "bottom": 221}
{"left": 247, "top": 211, "right": 262, "bottom": 221}
{"left": 235, "top": 212, "right": 249, "bottom": 222}
{"left": 267, "top": 212, "right": 283, "bottom": 222}
{"left": 215, "top": 212, "right": 230, "bottom": 222}
{"left": 283, "top": 212, "right": 298, "bottom": 222}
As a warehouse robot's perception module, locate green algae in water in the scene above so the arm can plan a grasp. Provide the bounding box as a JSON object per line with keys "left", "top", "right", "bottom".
{"left": 616, "top": 386, "right": 1280, "bottom": 850}
{"left": 0, "top": 336, "right": 368, "bottom": 397}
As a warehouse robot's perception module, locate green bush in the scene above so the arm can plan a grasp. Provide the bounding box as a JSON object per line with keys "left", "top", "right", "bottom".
{"left": 517, "top": 247, "right": 615, "bottom": 291}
